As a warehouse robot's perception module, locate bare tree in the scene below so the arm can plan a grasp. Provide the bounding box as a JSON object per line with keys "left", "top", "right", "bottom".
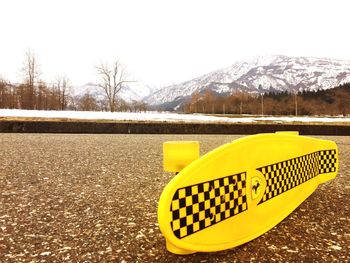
{"left": 78, "top": 92, "right": 99, "bottom": 111}
{"left": 54, "top": 75, "right": 71, "bottom": 110}
{"left": 96, "top": 60, "right": 133, "bottom": 112}
{"left": 258, "top": 85, "right": 264, "bottom": 116}
{"left": 130, "top": 100, "right": 148, "bottom": 112}
{"left": 294, "top": 91, "right": 298, "bottom": 116}
{"left": 232, "top": 90, "right": 249, "bottom": 115}
{"left": 0, "top": 78, "right": 9, "bottom": 108}
{"left": 21, "top": 49, "right": 40, "bottom": 109}
{"left": 36, "top": 81, "right": 48, "bottom": 110}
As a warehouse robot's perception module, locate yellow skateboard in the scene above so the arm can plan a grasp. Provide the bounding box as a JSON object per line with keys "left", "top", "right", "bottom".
{"left": 158, "top": 132, "right": 338, "bottom": 254}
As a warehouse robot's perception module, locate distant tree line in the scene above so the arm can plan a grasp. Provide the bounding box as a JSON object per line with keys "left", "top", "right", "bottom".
{"left": 0, "top": 78, "right": 69, "bottom": 111}
{"left": 184, "top": 83, "right": 350, "bottom": 116}
{"left": 0, "top": 49, "right": 148, "bottom": 112}
{"left": 0, "top": 79, "right": 148, "bottom": 112}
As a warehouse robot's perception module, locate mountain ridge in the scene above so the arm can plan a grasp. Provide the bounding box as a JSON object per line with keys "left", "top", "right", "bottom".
{"left": 144, "top": 55, "right": 350, "bottom": 109}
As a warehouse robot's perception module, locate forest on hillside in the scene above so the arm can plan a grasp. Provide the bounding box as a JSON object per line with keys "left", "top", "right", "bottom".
{"left": 184, "top": 83, "right": 350, "bottom": 116}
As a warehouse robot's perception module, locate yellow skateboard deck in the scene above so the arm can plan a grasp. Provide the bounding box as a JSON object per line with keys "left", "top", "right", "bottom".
{"left": 158, "top": 132, "right": 338, "bottom": 254}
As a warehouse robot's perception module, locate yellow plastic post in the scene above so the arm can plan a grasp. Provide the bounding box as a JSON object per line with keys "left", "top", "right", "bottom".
{"left": 163, "top": 141, "right": 200, "bottom": 173}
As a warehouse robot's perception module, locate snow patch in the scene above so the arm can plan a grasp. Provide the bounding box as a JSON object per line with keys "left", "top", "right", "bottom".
{"left": 1, "top": 109, "right": 349, "bottom": 124}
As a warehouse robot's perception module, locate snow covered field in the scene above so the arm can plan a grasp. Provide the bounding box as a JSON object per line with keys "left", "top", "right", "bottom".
{"left": 0, "top": 109, "right": 350, "bottom": 124}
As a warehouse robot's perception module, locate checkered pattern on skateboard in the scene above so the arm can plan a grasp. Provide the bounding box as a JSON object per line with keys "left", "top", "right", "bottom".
{"left": 258, "top": 149, "right": 337, "bottom": 204}
{"left": 319, "top": 150, "right": 337, "bottom": 174}
{"left": 170, "top": 172, "right": 248, "bottom": 239}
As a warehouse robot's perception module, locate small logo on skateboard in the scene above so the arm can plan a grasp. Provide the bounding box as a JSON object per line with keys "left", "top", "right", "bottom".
{"left": 252, "top": 177, "right": 262, "bottom": 200}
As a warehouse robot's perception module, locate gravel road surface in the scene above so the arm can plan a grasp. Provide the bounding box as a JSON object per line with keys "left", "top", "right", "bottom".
{"left": 0, "top": 134, "right": 349, "bottom": 262}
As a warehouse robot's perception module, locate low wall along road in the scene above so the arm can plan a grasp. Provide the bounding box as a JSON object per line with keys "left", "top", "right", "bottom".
{"left": 0, "top": 120, "right": 350, "bottom": 135}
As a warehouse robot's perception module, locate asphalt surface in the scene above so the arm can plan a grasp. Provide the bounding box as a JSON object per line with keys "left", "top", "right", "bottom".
{"left": 0, "top": 134, "right": 349, "bottom": 262}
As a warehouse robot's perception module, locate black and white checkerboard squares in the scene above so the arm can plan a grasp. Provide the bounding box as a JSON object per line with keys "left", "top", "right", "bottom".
{"left": 170, "top": 172, "right": 248, "bottom": 239}
{"left": 319, "top": 150, "right": 337, "bottom": 174}
{"left": 258, "top": 149, "right": 337, "bottom": 205}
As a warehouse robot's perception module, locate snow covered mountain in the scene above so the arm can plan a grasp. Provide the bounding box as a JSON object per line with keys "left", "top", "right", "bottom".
{"left": 144, "top": 55, "right": 350, "bottom": 109}
{"left": 72, "top": 82, "right": 155, "bottom": 103}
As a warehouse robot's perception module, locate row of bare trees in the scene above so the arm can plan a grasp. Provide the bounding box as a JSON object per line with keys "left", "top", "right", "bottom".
{"left": 0, "top": 78, "right": 70, "bottom": 111}
{"left": 71, "top": 93, "right": 147, "bottom": 112}
{"left": 0, "top": 49, "right": 147, "bottom": 112}
{"left": 184, "top": 90, "right": 256, "bottom": 115}
{"left": 184, "top": 86, "right": 350, "bottom": 116}
{"left": 0, "top": 78, "right": 148, "bottom": 112}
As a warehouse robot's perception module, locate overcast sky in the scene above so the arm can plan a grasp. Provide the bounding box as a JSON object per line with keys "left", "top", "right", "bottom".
{"left": 0, "top": 0, "right": 349, "bottom": 88}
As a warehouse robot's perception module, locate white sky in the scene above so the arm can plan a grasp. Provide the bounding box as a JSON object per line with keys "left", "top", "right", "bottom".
{"left": 0, "top": 0, "right": 349, "bottom": 88}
